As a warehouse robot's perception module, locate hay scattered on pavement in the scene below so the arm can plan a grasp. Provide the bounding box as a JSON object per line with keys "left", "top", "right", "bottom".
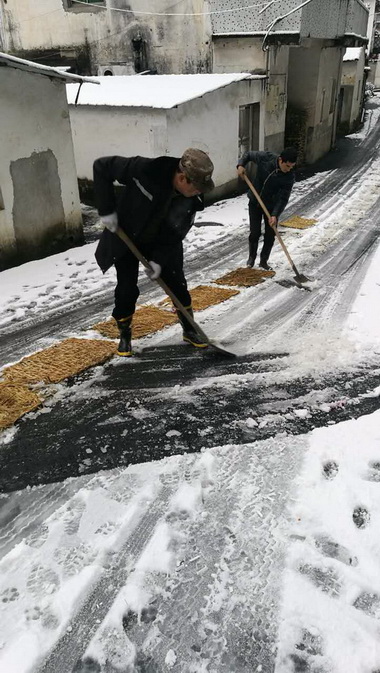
{"left": 2, "top": 338, "right": 117, "bottom": 385}
{"left": 215, "top": 267, "right": 275, "bottom": 287}
{"left": 93, "top": 305, "right": 178, "bottom": 340}
{"left": 281, "top": 216, "right": 317, "bottom": 229}
{"left": 161, "top": 285, "right": 239, "bottom": 311}
{"left": 0, "top": 382, "right": 42, "bottom": 430}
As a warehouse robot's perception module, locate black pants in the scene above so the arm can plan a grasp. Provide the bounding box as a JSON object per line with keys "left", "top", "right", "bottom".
{"left": 248, "top": 201, "right": 275, "bottom": 263}
{"left": 112, "top": 244, "right": 191, "bottom": 323}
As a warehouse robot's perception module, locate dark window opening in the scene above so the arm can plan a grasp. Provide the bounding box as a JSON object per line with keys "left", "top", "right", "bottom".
{"left": 132, "top": 34, "right": 148, "bottom": 73}
{"left": 63, "top": 0, "right": 105, "bottom": 11}
{"left": 238, "top": 103, "right": 260, "bottom": 157}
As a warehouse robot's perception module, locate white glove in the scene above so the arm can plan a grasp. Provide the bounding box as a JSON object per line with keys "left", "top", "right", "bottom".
{"left": 101, "top": 212, "right": 118, "bottom": 233}
{"left": 145, "top": 261, "right": 161, "bottom": 281}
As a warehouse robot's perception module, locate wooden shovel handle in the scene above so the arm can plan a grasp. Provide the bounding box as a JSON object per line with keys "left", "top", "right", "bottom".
{"left": 114, "top": 226, "right": 211, "bottom": 343}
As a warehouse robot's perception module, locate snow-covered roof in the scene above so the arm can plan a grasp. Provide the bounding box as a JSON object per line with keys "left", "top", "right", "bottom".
{"left": 343, "top": 47, "right": 363, "bottom": 62}
{"left": 66, "top": 73, "right": 264, "bottom": 109}
{"left": 0, "top": 51, "right": 99, "bottom": 84}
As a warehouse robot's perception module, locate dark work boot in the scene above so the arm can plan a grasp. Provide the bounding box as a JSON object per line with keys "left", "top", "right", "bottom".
{"left": 259, "top": 259, "right": 273, "bottom": 271}
{"left": 116, "top": 316, "right": 133, "bottom": 356}
{"left": 176, "top": 307, "right": 208, "bottom": 349}
{"left": 246, "top": 256, "right": 255, "bottom": 268}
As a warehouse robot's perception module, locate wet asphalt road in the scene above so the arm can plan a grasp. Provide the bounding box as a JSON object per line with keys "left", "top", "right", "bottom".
{"left": 2, "top": 106, "right": 380, "bottom": 493}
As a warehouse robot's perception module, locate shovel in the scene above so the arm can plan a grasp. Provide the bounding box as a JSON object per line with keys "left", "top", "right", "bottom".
{"left": 114, "top": 226, "right": 236, "bottom": 358}
{"left": 242, "top": 173, "right": 312, "bottom": 285}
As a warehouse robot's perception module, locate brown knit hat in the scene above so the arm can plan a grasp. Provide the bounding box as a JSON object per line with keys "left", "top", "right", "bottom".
{"left": 179, "top": 148, "right": 215, "bottom": 193}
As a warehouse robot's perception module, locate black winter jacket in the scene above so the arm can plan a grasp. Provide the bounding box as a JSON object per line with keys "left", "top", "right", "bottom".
{"left": 237, "top": 151, "right": 295, "bottom": 218}
{"left": 94, "top": 155, "right": 204, "bottom": 272}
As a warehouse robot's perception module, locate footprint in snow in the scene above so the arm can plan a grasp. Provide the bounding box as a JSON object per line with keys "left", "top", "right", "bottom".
{"left": 365, "top": 461, "right": 380, "bottom": 482}
{"left": 25, "top": 523, "right": 49, "bottom": 549}
{"left": 122, "top": 609, "right": 138, "bottom": 632}
{"left": 315, "top": 535, "right": 358, "bottom": 566}
{"left": 352, "top": 506, "right": 370, "bottom": 529}
{"left": 289, "top": 629, "right": 326, "bottom": 672}
{"left": 25, "top": 605, "right": 43, "bottom": 621}
{"left": 353, "top": 591, "right": 380, "bottom": 618}
{"left": 26, "top": 564, "right": 60, "bottom": 597}
{"left": 1, "top": 586, "right": 19, "bottom": 603}
{"left": 322, "top": 461, "right": 339, "bottom": 480}
{"left": 298, "top": 563, "right": 341, "bottom": 597}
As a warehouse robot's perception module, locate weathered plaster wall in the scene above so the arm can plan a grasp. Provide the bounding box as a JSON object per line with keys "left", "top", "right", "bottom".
{"left": 0, "top": 0, "right": 213, "bottom": 75}
{"left": 0, "top": 68, "right": 83, "bottom": 269}
{"left": 265, "top": 45, "right": 289, "bottom": 153}
{"left": 288, "top": 40, "right": 344, "bottom": 163}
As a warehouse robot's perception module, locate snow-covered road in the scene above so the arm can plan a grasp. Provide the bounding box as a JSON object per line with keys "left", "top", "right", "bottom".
{"left": 1, "top": 100, "right": 380, "bottom": 672}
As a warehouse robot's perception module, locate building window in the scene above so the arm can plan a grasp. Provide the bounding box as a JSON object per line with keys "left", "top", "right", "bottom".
{"left": 63, "top": 0, "right": 105, "bottom": 11}
{"left": 238, "top": 103, "right": 260, "bottom": 157}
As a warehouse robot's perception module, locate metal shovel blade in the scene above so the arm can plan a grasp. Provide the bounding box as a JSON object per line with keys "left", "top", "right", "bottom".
{"left": 205, "top": 342, "right": 237, "bottom": 358}
{"left": 294, "top": 273, "right": 313, "bottom": 284}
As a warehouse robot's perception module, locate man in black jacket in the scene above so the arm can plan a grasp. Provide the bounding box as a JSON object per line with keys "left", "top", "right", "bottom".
{"left": 237, "top": 147, "right": 297, "bottom": 270}
{"left": 94, "top": 149, "right": 214, "bottom": 356}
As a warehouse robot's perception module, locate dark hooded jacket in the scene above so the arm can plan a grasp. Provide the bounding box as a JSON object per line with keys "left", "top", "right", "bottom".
{"left": 94, "top": 155, "right": 204, "bottom": 272}
{"left": 237, "top": 150, "right": 295, "bottom": 218}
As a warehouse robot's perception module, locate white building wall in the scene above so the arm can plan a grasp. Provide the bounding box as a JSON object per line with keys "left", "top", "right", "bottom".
{"left": 341, "top": 49, "right": 366, "bottom": 129}
{"left": 69, "top": 106, "right": 168, "bottom": 179}
{"left": 166, "top": 79, "right": 264, "bottom": 192}
{"left": 68, "top": 79, "right": 264, "bottom": 198}
{"left": 212, "top": 37, "right": 287, "bottom": 154}
{"left": 0, "top": 67, "right": 82, "bottom": 268}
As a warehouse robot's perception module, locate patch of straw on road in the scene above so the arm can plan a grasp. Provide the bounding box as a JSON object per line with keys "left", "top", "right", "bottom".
{"left": 280, "top": 216, "right": 317, "bottom": 229}
{"left": 92, "top": 305, "right": 178, "bottom": 339}
{"left": 1, "top": 338, "right": 117, "bottom": 385}
{"left": 0, "top": 382, "right": 42, "bottom": 430}
{"left": 160, "top": 285, "right": 240, "bottom": 311}
{"left": 214, "top": 267, "right": 275, "bottom": 287}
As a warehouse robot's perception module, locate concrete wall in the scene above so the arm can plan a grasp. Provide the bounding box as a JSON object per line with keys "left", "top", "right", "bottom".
{"left": 210, "top": 0, "right": 368, "bottom": 41}
{"left": 0, "top": 0, "right": 213, "bottom": 75}
{"left": 0, "top": 67, "right": 83, "bottom": 269}
{"left": 368, "top": 59, "right": 380, "bottom": 87}
{"left": 341, "top": 50, "right": 366, "bottom": 130}
{"left": 288, "top": 39, "right": 344, "bottom": 164}
{"left": 68, "top": 78, "right": 264, "bottom": 198}
{"left": 213, "top": 37, "right": 288, "bottom": 155}
{"left": 69, "top": 106, "right": 168, "bottom": 179}
{"left": 265, "top": 46, "right": 289, "bottom": 154}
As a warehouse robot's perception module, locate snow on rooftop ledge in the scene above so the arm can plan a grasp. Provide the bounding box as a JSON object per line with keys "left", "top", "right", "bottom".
{"left": 66, "top": 73, "right": 262, "bottom": 108}
{"left": 343, "top": 47, "right": 363, "bottom": 61}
